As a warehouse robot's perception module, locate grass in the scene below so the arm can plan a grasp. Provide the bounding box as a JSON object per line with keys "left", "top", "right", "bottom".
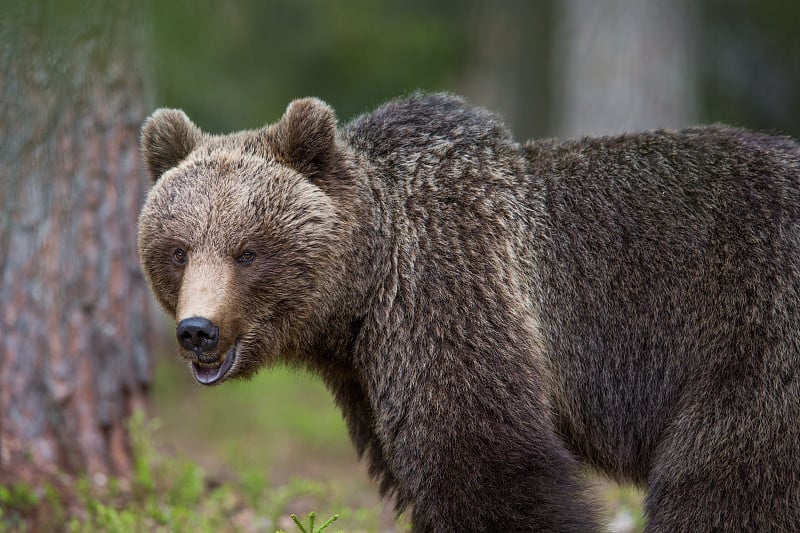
{"left": 150, "top": 357, "right": 389, "bottom": 513}
{"left": 0, "top": 350, "right": 644, "bottom": 532}
{"left": 0, "top": 407, "right": 392, "bottom": 533}
{"left": 146, "top": 354, "right": 397, "bottom": 532}
{"left": 0, "top": 353, "right": 395, "bottom": 533}
{"left": 152, "top": 358, "right": 354, "bottom": 467}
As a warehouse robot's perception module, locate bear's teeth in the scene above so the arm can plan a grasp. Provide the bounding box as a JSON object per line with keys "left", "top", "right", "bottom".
{"left": 191, "top": 341, "right": 237, "bottom": 385}
{"left": 192, "top": 362, "right": 222, "bottom": 384}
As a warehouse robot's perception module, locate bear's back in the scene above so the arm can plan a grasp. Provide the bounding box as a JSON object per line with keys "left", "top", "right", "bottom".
{"left": 526, "top": 126, "right": 800, "bottom": 481}
{"left": 344, "top": 93, "right": 517, "bottom": 165}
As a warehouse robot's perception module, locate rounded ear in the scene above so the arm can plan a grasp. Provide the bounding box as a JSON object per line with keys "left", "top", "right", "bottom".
{"left": 268, "top": 97, "right": 338, "bottom": 176}
{"left": 140, "top": 108, "right": 203, "bottom": 182}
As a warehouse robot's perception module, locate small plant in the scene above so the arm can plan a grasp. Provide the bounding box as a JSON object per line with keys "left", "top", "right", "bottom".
{"left": 278, "top": 512, "right": 342, "bottom": 533}
{"left": 0, "top": 481, "right": 40, "bottom": 532}
{"left": 129, "top": 409, "right": 159, "bottom": 495}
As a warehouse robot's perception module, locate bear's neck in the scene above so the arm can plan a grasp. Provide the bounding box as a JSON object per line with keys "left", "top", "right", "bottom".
{"left": 300, "top": 152, "right": 390, "bottom": 378}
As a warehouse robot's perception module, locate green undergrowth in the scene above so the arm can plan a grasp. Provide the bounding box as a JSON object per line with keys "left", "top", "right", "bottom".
{"left": 0, "top": 482, "right": 50, "bottom": 532}
{"left": 0, "top": 410, "right": 389, "bottom": 533}
{"left": 147, "top": 356, "right": 394, "bottom": 530}
{"left": 278, "top": 512, "right": 342, "bottom": 533}
{"left": 1, "top": 355, "right": 642, "bottom": 532}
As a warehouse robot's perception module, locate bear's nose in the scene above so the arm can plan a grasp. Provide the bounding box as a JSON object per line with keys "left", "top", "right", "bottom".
{"left": 176, "top": 316, "right": 219, "bottom": 355}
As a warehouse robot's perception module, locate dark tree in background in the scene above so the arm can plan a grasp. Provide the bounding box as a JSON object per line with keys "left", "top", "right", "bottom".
{"left": 0, "top": 2, "right": 152, "bottom": 487}
{"left": 460, "top": 0, "right": 555, "bottom": 140}
{"left": 554, "top": 0, "right": 697, "bottom": 136}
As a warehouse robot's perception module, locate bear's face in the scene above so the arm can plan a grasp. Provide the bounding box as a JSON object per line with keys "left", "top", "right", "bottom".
{"left": 138, "top": 100, "right": 345, "bottom": 385}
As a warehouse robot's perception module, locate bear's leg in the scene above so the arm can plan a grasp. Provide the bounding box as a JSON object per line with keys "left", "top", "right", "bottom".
{"left": 364, "top": 311, "right": 602, "bottom": 530}
{"left": 407, "top": 450, "right": 599, "bottom": 531}
{"left": 644, "top": 381, "right": 800, "bottom": 532}
{"left": 392, "top": 414, "right": 600, "bottom": 532}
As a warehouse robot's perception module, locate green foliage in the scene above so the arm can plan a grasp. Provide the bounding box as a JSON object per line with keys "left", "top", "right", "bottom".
{"left": 72, "top": 500, "right": 138, "bottom": 533}
{"left": 129, "top": 410, "right": 158, "bottom": 495}
{"left": 239, "top": 468, "right": 269, "bottom": 510}
{"left": 0, "top": 481, "right": 67, "bottom": 532}
{"left": 144, "top": 0, "right": 470, "bottom": 132}
{"left": 278, "top": 512, "right": 341, "bottom": 533}
{"left": 150, "top": 359, "right": 394, "bottom": 529}
{"left": 0, "top": 405, "right": 365, "bottom": 533}
{"left": 0, "top": 482, "right": 38, "bottom": 532}
{"left": 165, "top": 460, "right": 206, "bottom": 508}
{"left": 0, "top": 484, "right": 38, "bottom": 513}
{"left": 63, "top": 414, "right": 231, "bottom": 532}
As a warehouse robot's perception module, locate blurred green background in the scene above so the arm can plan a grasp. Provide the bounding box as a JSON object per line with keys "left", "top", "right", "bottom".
{"left": 137, "top": 1, "right": 800, "bottom": 530}
{"left": 143, "top": 0, "right": 800, "bottom": 136}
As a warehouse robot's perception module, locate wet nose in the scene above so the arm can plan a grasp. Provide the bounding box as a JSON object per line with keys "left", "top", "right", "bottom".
{"left": 176, "top": 316, "right": 219, "bottom": 355}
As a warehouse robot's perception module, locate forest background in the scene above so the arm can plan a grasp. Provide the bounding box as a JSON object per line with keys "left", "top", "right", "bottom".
{"left": 1, "top": 1, "right": 799, "bottom": 531}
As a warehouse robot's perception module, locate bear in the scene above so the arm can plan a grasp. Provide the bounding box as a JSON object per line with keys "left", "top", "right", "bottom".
{"left": 137, "top": 93, "right": 800, "bottom": 532}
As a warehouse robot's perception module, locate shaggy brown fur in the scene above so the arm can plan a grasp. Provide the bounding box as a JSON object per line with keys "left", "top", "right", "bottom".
{"left": 138, "top": 93, "right": 800, "bottom": 532}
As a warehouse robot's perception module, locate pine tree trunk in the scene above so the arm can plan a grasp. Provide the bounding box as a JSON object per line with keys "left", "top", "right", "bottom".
{"left": 0, "top": 2, "right": 152, "bottom": 487}
{"left": 553, "top": 0, "right": 698, "bottom": 136}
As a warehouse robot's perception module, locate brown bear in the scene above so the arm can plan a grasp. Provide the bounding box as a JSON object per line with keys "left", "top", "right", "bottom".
{"left": 137, "top": 93, "right": 800, "bottom": 532}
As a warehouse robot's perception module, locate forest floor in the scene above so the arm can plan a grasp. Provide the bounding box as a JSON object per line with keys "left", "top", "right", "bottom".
{"left": 1, "top": 350, "right": 644, "bottom": 532}
{"left": 150, "top": 351, "right": 646, "bottom": 532}
{"left": 150, "top": 355, "right": 400, "bottom": 532}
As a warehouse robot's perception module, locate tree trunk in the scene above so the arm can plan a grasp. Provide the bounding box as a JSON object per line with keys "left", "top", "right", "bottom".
{"left": 0, "top": 2, "right": 152, "bottom": 488}
{"left": 460, "top": 0, "right": 556, "bottom": 140}
{"left": 553, "top": 0, "right": 698, "bottom": 137}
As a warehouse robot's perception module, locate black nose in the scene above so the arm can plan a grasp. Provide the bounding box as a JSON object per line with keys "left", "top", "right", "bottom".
{"left": 176, "top": 316, "right": 219, "bottom": 355}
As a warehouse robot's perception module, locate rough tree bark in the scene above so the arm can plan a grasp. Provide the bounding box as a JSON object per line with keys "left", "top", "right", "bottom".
{"left": 0, "top": 2, "right": 152, "bottom": 488}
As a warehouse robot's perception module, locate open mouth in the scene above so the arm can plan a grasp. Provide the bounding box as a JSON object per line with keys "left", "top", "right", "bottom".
{"left": 191, "top": 340, "right": 238, "bottom": 385}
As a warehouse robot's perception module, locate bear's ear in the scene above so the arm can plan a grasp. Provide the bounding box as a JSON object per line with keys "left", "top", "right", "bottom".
{"left": 140, "top": 109, "right": 203, "bottom": 182}
{"left": 267, "top": 97, "right": 338, "bottom": 177}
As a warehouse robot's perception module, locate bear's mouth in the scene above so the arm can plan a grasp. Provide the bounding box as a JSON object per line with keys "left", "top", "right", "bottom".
{"left": 191, "top": 340, "right": 238, "bottom": 385}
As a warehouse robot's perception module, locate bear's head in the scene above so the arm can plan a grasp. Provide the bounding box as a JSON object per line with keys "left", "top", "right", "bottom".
{"left": 137, "top": 99, "right": 351, "bottom": 385}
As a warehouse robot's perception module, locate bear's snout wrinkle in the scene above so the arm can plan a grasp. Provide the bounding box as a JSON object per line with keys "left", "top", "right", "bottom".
{"left": 176, "top": 258, "right": 232, "bottom": 328}
{"left": 176, "top": 316, "right": 219, "bottom": 356}
{"left": 174, "top": 257, "right": 240, "bottom": 367}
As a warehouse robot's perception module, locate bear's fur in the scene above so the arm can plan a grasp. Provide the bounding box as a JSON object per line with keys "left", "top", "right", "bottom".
{"left": 138, "top": 93, "right": 800, "bottom": 532}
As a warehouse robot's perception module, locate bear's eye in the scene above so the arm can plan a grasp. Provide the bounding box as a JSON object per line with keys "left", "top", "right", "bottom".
{"left": 173, "top": 248, "right": 187, "bottom": 265}
{"left": 237, "top": 250, "right": 255, "bottom": 265}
